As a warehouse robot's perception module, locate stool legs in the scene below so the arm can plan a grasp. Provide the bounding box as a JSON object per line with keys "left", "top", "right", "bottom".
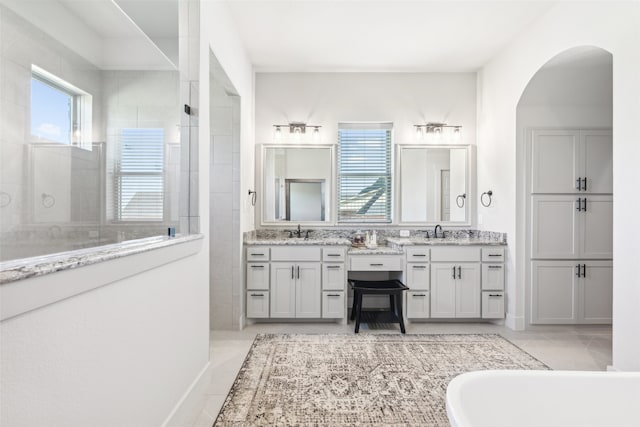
{"left": 354, "top": 292, "right": 363, "bottom": 333}
{"left": 396, "top": 294, "right": 406, "bottom": 334}
{"left": 350, "top": 289, "right": 359, "bottom": 321}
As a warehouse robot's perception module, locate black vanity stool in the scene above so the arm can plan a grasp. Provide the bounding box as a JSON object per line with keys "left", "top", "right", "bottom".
{"left": 349, "top": 279, "right": 409, "bottom": 334}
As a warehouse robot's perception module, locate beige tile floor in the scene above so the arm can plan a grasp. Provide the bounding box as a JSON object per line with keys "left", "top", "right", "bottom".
{"left": 189, "top": 321, "right": 612, "bottom": 427}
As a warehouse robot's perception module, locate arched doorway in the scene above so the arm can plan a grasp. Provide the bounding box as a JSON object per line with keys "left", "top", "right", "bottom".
{"left": 516, "top": 46, "right": 613, "bottom": 365}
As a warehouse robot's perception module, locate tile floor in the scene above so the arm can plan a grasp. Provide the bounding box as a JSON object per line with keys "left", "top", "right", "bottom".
{"left": 189, "top": 321, "right": 612, "bottom": 427}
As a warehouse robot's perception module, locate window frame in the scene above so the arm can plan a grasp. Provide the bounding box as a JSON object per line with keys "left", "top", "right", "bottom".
{"left": 337, "top": 122, "right": 394, "bottom": 224}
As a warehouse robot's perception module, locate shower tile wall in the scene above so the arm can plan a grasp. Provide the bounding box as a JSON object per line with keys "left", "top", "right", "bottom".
{"left": 210, "top": 73, "right": 242, "bottom": 330}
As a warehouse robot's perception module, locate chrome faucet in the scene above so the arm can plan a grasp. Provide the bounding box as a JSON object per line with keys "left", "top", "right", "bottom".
{"left": 434, "top": 224, "right": 444, "bottom": 239}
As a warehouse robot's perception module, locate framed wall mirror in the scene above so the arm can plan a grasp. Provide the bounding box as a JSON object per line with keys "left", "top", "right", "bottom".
{"left": 259, "top": 145, "right": 333, "bottom": 224}
{"left": 398, "top": 145, "right": 472, "bottom": 224}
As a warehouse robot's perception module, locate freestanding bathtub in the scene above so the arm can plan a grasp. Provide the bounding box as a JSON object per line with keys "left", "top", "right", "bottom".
{"left": 446, "top": 370, "right": 640, "bottom": 427}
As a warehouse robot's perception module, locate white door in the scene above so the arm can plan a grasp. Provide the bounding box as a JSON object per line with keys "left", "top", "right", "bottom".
{"left": 581, "top": 130, "right": 613, "bottom": 194}
{"left": 407, "top": 291, "right": 430, "bottom": 318}
{"left": 579, "top": 261, "right": 613, "bottom": 324}
{"left": 430, "top": 263, "right": 456, "bottom": 317}
{"left": 531, "top": 195, "right": 579, "bottom": 259}
{"left": 579, "top": 196, "right": 613, "bottom": 259}
{"left": 531, "top": 261, "right": 578, "bottom": 324}
{"left": 406, "top": 263, "right": 430, "bottom": 290}
{"left": 295, "top": 262, "right": 321, "bottom": 318}
{"left": 531, "top": 130, "right": 580, "bottom": 194}
{"left": 270, "top": 262, "right": 296, "bottom": 318}
{"left": 322, "top": 263, "right": 345, "bottom": 291}
{"left": 456, "top": 263, "right": 481, "bottom": 318}
{"left": 246, "top": 263, "right": 269, "bottom": 290}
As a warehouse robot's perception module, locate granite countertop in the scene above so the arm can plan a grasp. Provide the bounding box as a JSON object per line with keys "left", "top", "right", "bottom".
{"left": 385, "top": 237, "right": 507, "bottom": 246}
{"left": 244, "top": 237, "right": 352, "bottom": 246}
{"left": 347, "top": 246, "right": 404, "bottom": 255}
{"left": 0, "top": 234, "right": 204, "bottom": 285}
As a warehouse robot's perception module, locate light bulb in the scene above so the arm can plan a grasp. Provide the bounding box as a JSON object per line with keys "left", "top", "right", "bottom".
{"left": 274, "top": 126, "right": 282, "bottom": 142}
{"left": 313, "top": 126, "right": 320, "bottom": 142}
{"left": 454, "top": 127, "right": 461, "bottom": 140}
{"left": 416, "top": 126, "right": 424, "bottom": 141}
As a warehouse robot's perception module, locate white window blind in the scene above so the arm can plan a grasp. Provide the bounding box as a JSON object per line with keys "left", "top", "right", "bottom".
{"left": 115, "top": 128, "right": 164, "bottom": 221}
{"left": 338, "top": 123, "right": 392, "bottom": 222}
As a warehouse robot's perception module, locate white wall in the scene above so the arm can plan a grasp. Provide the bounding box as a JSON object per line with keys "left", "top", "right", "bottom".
{"left": 476, "top": 1, "right": 640, "bottom": 370}
{"left": 255, "top": 72, "right": 476, "bottom": 145}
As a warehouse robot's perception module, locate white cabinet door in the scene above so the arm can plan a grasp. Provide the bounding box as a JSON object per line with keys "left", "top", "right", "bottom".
{"left": 531, "top": 130, "right": 580, "bottom": 194}
{"left": 246, "top": 291, "right": 270, "bottom": 318}
{"left": 246, "top": 263, "right": 269, "bottom": 290}
{"left": 322, "top": 292, "right": 345, "bottom": 318}
{"left": 456, "top": 263, "right": 481, "bottom": 318}
{"left": 406, "top": 263, "right": 429, "bottom": 290}
{"left": 407, "top": 291, "right": 430, "bottom": 318}
{"left": 580, "top": 261, "right": 613, "bottom": 324}
{"left": 270, "top": 263, "right": 296, "bottom": 318}
{"left": 431, "top": 263, "right": 456, "bottom": 318}
{"left": 531, "top": 261, "right": 578, "bottom": 324}
{"left": 482, "top": 264, "right": 505, "bottom": 290}
{"left": 531, "top": 195, "right": 579, "bottom": 259}
{"left": 581, "top": 130, "right": 612, "bottom": 194}
{"left": 579, "top": 196, "right": 613, "bottom": 259}
{"left": 322, "top": 263, "right": 345, "bottom": 291}
{"left": 296, "top": 263, "right": 321, "bottom": 318}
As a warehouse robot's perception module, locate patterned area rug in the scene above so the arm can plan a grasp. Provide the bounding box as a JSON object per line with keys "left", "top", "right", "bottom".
{"left": 214, "top": 334, "right": 547, "bottom": 426}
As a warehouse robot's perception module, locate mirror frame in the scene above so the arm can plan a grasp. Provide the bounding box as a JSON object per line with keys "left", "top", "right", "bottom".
{"left": 256, "top": 144, "right": 335, "bottom": 227}
{"left": 395, "top": 144, "right": 475, "bottom": 226}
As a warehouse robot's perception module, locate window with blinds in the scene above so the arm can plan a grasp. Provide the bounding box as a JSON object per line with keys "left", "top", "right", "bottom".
{"left": 337, "top": 123, "right": 393, "bottom": 222}
{"left": 115, "top": 128, "right": 164, "bottom": 221}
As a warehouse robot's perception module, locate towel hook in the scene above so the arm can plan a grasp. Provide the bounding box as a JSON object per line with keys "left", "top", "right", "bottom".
{"left": 481, "top": 190, "right": 493, "bottom": 207}
{"left": 456, "top": 193, "right": 466, "bottom": 208}
{"left": 248, "top": 189, "right": 257, "bottom": 206}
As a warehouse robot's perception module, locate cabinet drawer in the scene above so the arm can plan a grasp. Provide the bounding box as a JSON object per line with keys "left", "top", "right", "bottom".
{"left": 407, "top": 291, "right": 430, "bottom": 318}
{"left": 482, "top": 247, "right": 505, "bottom": 262}
{"left": 247, "top": 247, "right": 269, "bottom": 261}
{"left": 246, "top": 263, "right": 270, "bottom": 290}
{"left": 406, "top": 263, "right": 430, "bottom": 290}
{"left": 406, "top": 247, "right": 430, "bottom": 261}
{"left": 323, "top": 263, "right": 345, "bottom": 290}
{"left": 431, "top": 247, "right": 481, "bottom": 262}
{"left": 349, "top": 255, "right": 403, "bottom": 271}
{"left": 481, "top": 264, "right": 505, "bottom": 290}
{"left": 271, "top": 246, "right": 321, "bottom": 261}
{"left": 482, "top": 291, "right": 505, "bottom": 319}
{"left": 322, "top": 292, "right": 345, "bottom": 318}
{"left": 246, "top": 291, "right": 270, "bottom": 318}
{"left": 323, "top": 247, "right": 346, "bottom": 262}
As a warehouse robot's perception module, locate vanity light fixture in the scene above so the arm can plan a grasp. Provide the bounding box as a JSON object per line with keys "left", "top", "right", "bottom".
{"left": 272, "top": 122, "right": 322, "bottom": 141}
{"left": 414, "top": 122, "right": 463, "bottom": 142}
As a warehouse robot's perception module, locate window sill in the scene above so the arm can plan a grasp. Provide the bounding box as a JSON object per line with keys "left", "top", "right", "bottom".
{"left": 0, "top": 234, "right": 204, "bottom": 320}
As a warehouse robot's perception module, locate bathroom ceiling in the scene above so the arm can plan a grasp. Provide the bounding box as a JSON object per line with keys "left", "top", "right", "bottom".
{"left": 224, "top": 0, "right": 558, "bottom": 72}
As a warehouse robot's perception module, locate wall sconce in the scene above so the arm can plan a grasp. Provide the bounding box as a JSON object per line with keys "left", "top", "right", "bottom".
{"left": 414, "top": 122, "right": 462, "bottom": 142}
{"left": 273, "top": 122, "right": 321, "bottom": 142}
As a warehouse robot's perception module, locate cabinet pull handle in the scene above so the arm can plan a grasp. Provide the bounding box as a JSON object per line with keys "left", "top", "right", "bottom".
{"left": 488, "top": 265, "right": 502, "bottom": 269}
{"left": 458, "top": 266, "right": 462, "bottom": 279}
{"left": 250, "top": 265, "right": 264, "bottom": 268}
{"left": 413, "top": 265, "right": 426, "bottom": 269}
{"left": 297, "top": 266, "right": 300, "bottom": 279}
{"left": 412, "top": 254, "right": 427, "bottom": 257}
{"left": 489, "top": 294, "right": 502, "bottom": 297}
{"left": 413, "top": 294, "right": 427, "bottom": 297}
{"left": 576, "top": 198, "right": 582, "bottom": 211}
{"left": 326, "top": 254, "right": 341, "bottom": 257}
{"left": 582, "top": 264, "right": 587, "bottom": 278}
{"left": 291, "top": 266, "right": 294, "bottom": 279}
{"left": 370, "top": 263, "right": 383, "bottom": 266}
{"left": 488, "top": 254, "right": 502, "bottom": 257}
{"left": 576, "top": 265, "right": 581, "bottom": 277}
{"left": 252, "top": 253, "right": 265, "bottom": 256}
{"left": 326, "top": 265, "right": 341, "bottom": 269}
{"left": 452, "top": 266, "right": 456, "bottom": 279}
{"left": 327, "top": 294, "right": 341, "bottom": 297}
{"left": 576, "top": 177, "right": 582, "bottom": 190}
{"left": 582, "top": 177, "right": 587, "bottom": 192}
{"left": 250, "top": 293, "right": 264, "bottom": 297}
{"left": 582, "top": 198, "right": 587, "bottom": 212}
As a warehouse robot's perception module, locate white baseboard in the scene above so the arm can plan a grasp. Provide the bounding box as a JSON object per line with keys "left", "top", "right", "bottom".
{"left": 505, "top": 314, "right": 525, "bottom": 331}
{"left": 162, "top": 361, "right": 212, "bottom": 427}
